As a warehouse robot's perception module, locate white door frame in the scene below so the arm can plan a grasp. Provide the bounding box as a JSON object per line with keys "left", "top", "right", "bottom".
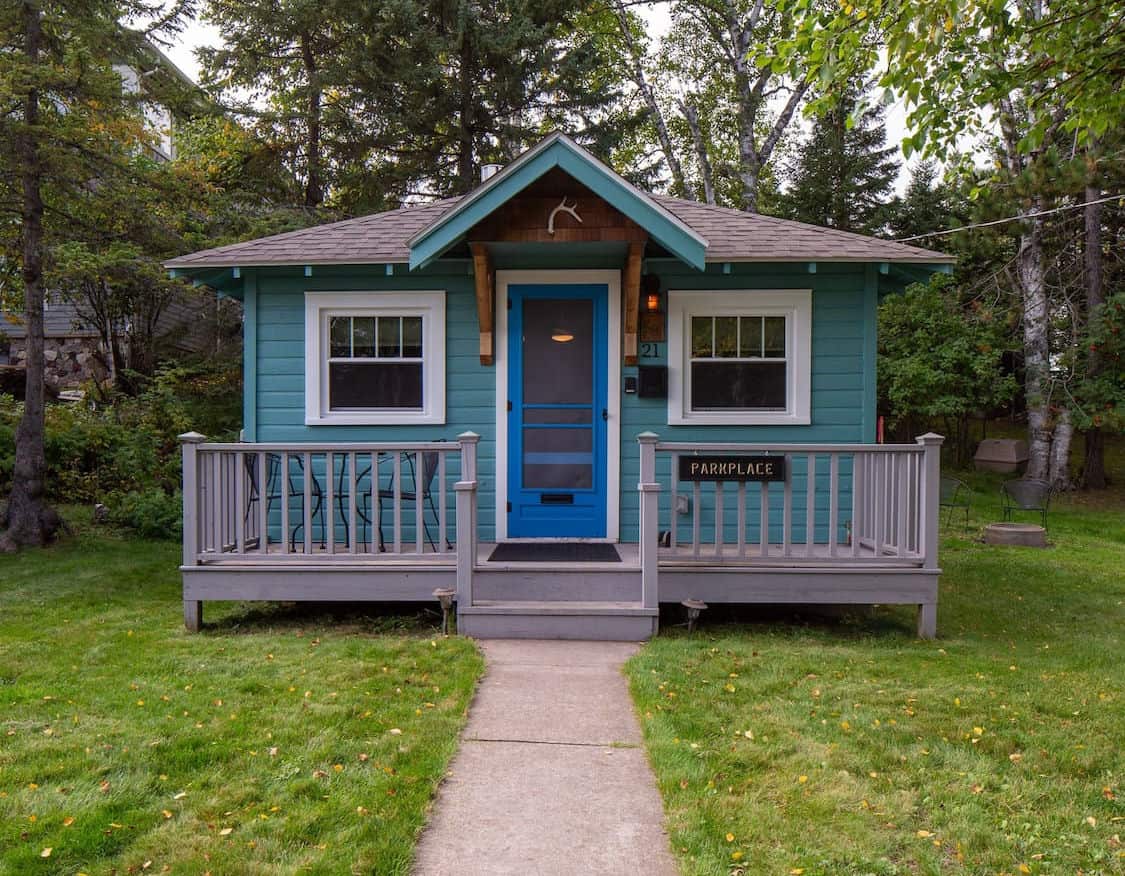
{"left": 494, "top": 269, "right": 621, "bottom": 542}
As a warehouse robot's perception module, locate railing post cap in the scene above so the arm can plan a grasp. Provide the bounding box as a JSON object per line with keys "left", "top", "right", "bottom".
{"left": 179, "top": 431, "right": 207, "bottom": 444}
{"left": 457, "top": 431, "right": 480, "bottom": 443}
{"left": 637, "top": 431, "right": 659, "bottom": 443}
{"left": 916, "top": 433, "right": 945, "bottom": 446}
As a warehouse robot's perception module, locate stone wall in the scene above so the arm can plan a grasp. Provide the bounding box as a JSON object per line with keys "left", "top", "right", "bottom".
{"left": 8, "top": 336, "right": 109, "bottom": 389}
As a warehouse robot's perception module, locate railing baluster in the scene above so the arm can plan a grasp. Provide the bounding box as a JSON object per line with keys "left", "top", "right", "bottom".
{"left": 897, "top": 452, "right": 908, "bottom": 557}
{"left": 302, "top": 451, "right": 312, "bottom": 554}
{"left": 235, "top": 451, "right": 245, "bottom": 554}
{"left": 829, "top": 453, "right": 839, "bottom": 558}
{"left": 325, "top": 452, "right": 335, "bottom": 555}
{"left": 759, "top": 481, "right": 769, "bottom": 559}
{"left": 281, "top": 453, "right": 291, "bottom": 554}
{"left": 692, "top": 481, "right": 701, "bottom": 558}
{"left": 258, "top": 452, "right": 268, "bottom": 555}
{"left": 782, "top": 455, "right": 792, "bottom": 558}
{"left": 805, "top": 453, "right": 816, "bottom": 558}
{"left": 736, "top": 482, "right": 746, "bottom": 558}
{"left": 714, "top": 481, "right": 724, "bottom": 557}
{"left": 393, "top": 452, "right": 402, "bottom": 553}
{"left": 670, "top": 454, "right": 679, "bottom": 553}
{"left": 438, "top": 452, "right": 448, "bottom": 553}
{"left": 212, "top": 452, "right": 222, "bottom": 555}
{"left": 348, "top": 451, "right": 357, "bottom": 554}
{"left": 851, "top": 453, "right": 862, "bottom": 558}
{"left": 415, "top": 451, "right": 425, "bottom": 554}
{"left": 873, "top": 454, "right": 884, "bottom": 557}
{"left": 372, "top": 452, "right": 381, "bottom": 553}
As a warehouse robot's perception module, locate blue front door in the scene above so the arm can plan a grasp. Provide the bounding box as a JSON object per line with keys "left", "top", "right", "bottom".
{"left": 508, "top": 284, "right": 608, "bottom": 538}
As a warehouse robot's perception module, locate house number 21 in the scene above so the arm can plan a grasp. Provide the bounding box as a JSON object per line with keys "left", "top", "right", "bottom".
{"left": 639, "top": 343, "right": 661, "bottom": 359}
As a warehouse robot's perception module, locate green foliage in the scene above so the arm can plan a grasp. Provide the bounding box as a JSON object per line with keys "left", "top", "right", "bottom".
{"left": 1070, "top": 293, "right": 1125, "bottom": 434}
{"left": 779, "top": 81, "right": 899, "bottom": 233}
{"left": 878, "top": 275, "right": 1016, "bottom": 457}
{"left": 0, "top": 363, "right": 239, "bottom": 534}
{"left": 107, "top": 487, "right": 183, "bottom": 539}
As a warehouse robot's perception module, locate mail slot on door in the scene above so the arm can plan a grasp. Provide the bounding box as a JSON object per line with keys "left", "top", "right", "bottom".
{"left": 540, "top": 493, "right": 575, "bottom": 505}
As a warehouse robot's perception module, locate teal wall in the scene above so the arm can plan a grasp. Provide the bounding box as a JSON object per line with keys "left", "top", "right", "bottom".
{"left": 245, "top": 259, "right": 876, "bottom": 544}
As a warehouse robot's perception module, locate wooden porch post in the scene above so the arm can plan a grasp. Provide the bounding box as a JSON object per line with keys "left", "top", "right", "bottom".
{"left": 638, "top": 432, "right": 660, "bottom": 614}
{"left": 916, "top": 432, "right": 944, "bottom": 638}
{"left": 623, "top": 242, "right": 644, "bottom": 365}
{"left": 454, "top": 432, "right": 480, "bottom": 625}
{"left": 179, "top": 431, "right": 206, "bottom": 632}
{"left": 470, "top": 243, "right": 494, "bottom": 365}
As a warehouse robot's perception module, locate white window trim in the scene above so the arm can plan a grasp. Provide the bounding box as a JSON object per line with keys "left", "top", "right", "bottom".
{"left": 304, "top": 291, "right": 446, "bottom": 426}
{"left": 667, "top": 289, "right": 812, "bottom": 426}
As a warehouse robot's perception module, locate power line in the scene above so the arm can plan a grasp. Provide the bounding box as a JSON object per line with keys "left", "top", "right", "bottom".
{"left": 895, "top": 194, "right": 1124, "bottom": 243}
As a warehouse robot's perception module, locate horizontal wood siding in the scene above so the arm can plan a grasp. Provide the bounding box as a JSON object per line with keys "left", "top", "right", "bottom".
{"left": 251, "top": 265, "right": 499, "bottom": 541}
{"left": 619, "top": 262, "right": 871, "bottom": 541}
{"left": 246, "top": 261, "right": 874, "bottom": 545}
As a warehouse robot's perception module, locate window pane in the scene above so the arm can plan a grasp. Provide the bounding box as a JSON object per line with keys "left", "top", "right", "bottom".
{"left": 522, "top": 298, "right": 593, "bottom": 404}
{"left": 329, "top": 362, "right": 423, "bottom": 409}
{"left": 330, "top": 317, "right": 351, "bottom": 358}
{"left": 377, "top": 317, "right": 401, "bottom": 358}
{"left": 691, "top": 317, "right": 712, "bottom": 358}
{"left": 402, "top": 316, "right": 423, "bottom": 358}
{"left": 715, "top": 317, "right": 738, "bottom": 357}
{"left": 691, "top": 361, "right": 786, "bottom": 410}
{"left": 764, "top": 316, "right": 786, "bottom": 357}
{"left": 523, "top": 427, "right": 593, "bottom": 489}
{"left": 352, "top": 317, "right": 376, "bottom": 357}
{"left": 739, "top": 316, "right": 763, "bottom": 357}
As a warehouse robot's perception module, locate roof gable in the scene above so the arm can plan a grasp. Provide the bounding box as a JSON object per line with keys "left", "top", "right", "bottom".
{"left": 407, "top": 133, "right": 708, "bottom": 271}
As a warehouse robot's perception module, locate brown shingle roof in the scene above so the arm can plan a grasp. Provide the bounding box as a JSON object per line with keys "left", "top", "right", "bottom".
{"left": 166, "top": 193, "right": 951, "bottom": 270}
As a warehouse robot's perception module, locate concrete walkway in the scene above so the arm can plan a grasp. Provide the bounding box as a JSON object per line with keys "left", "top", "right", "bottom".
{"left": 413, "top": 640, "right": 679, "bottom": 876}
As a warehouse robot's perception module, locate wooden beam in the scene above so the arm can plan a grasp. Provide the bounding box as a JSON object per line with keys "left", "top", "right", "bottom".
{"left": 470, "top": 243, "right": 494, "bottom": 365}
{"left": 623, "top": 241, "right": 645, "bottom": 365}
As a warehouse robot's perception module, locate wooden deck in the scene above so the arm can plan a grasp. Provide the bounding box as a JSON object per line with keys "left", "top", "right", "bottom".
{"left": 180, "top": 432, "right": 943, "bottom": 639}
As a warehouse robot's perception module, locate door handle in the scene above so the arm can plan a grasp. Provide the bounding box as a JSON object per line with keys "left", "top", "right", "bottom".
{"left": 602, "top": 408, "right": 608, "bottom": 421}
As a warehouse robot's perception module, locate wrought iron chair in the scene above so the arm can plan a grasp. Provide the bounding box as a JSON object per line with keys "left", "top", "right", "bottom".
{"left": 338, "top": 450, "right": 445, "bottom": 552}
{"left": 244, "top": 452, "right": 326, "bottom": 551}
{"left": 1001, "top": 477, "right": 1052, "bottom": 530}
{"left": 939, "top": 476, "right": 971, "bottom": 531}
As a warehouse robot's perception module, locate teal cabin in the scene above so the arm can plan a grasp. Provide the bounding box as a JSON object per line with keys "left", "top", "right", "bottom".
{"left": 167, "top": 133, "right": 953, "bottom": 640}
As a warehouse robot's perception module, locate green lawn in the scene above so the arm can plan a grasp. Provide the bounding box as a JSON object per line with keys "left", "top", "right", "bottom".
{"left": 0, "top": 515, "right": 483, "bottom": 875}
{"left": 627, "top": 468, "right": 1125, "bottom": 875}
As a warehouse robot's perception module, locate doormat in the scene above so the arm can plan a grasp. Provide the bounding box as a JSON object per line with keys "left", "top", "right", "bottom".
{"left": 488, "top": 543, "right": 621, "bottom": 563}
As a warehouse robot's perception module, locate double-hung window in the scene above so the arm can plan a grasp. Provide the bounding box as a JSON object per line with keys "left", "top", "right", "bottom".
{"left": 305, "top": 291, "right": 445, "bottom": 425}
{"left": 667, "top": 290, "right": 811, "bottom": 425}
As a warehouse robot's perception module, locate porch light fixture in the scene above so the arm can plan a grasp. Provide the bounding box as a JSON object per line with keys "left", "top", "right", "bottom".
{"left": 646, "top": 291, "right": 661, "bottom": 312}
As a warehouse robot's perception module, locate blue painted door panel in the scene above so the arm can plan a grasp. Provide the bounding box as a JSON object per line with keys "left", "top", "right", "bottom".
{"left": 508, "top": 284, "right": 608, "bottom": 538}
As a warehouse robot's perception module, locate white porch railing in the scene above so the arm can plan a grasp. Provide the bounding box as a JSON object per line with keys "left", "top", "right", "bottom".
{"left": 179, "top": 432, "right": 480, "bottom": 565}
{"left": 637, "top": 433, "right": 943, "bottom": 608}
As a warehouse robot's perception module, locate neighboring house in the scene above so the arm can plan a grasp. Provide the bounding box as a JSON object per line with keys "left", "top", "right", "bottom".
{"left": 0, "top": 41, "right": 229, "bottom": 391}
{"left": 168, "top": 133, "right": 953, "bottom": 640}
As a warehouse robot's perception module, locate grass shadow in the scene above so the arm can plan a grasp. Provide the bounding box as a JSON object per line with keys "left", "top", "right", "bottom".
{"left": 204, "top": 600, "right": 446, "bottom": 636}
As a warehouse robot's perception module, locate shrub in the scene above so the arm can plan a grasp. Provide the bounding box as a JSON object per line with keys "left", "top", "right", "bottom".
{"left": 107, "top": 488, "right": 183, "bottom": 540}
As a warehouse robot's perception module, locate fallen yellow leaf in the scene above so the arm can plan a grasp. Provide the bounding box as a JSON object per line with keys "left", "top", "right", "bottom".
{"left": 798, "top": 775, "right": 808, "bottom": 784}
{"left": 41, "top": 848, "right": 52, "bottom": 858}
{"left": 725, "top": 833, "right": 734, "bottom": 842}
{"left": 917, "top": 829, "right": 933, "bottom": 838}
{"left": 219, "top": 827, "right": 233, "bottom": 836}
{"left": 63, "top": 816, "right": 75, "bottom": 827}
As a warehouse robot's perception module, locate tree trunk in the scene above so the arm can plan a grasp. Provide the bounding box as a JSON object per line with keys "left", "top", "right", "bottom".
{"left": 1048, "top": 407, "right": 1073, "bottom": 489}
{"left": 300, "top": 33, "right": 323, "bottom": 208}
{"left": 1080, "top": 178, "right": 1106, "bottom": 488}
{"left": 681, "top": 100, "right": 715, "bottom": 205}
{"left": 611, "top": 1, "right": 689, "bottom": 199}
{"left": 736, "top": 115, "right": 761, "bottom": 214}
{"left": 456, "top": 20, "right": 475, "bottom": 194}
{"left": 1017, "top": 205, "right": 1053, "bottom": 481}
{"left": 2, "top": 1, "right": 60, "bottom": 551}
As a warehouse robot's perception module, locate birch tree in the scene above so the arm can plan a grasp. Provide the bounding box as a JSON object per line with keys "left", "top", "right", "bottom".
{"left": 776, "top": 0, "right": 1123, "bottom": 485}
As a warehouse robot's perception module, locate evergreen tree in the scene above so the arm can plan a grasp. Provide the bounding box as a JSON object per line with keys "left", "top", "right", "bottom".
{"left": 0, "top": 0, "right": 193, "bottom": 550}
{"left": 887, "top": 162, "right": 956, "bottom": 241}
{"left": 780, "top": 84, "right": 899, "bottom": 234}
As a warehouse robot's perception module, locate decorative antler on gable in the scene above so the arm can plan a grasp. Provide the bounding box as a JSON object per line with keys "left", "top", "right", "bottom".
{"left": 547, "top": 197, "right": 582, "bottom": 235}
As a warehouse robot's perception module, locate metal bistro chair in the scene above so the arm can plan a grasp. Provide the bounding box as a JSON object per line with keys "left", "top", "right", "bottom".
{"left": 336, "top": 448, "right": 447, "bottom": 553}
{"left": 1001, "top": 477, "right": 1052, "bottom": 530}
{"left": 939, "top": 476, "right": 971, "bottom": 531}
{"left": 244, "top": 452, "right": 327, "bottom": 552}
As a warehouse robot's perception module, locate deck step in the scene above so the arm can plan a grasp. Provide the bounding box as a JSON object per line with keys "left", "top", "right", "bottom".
{"left": 459, "top": 600, "right": 659, "bottom": 641}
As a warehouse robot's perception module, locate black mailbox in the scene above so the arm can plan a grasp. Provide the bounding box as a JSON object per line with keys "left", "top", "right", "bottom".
{"left": 638, "top": 365, "right": 668, "bottom": 399}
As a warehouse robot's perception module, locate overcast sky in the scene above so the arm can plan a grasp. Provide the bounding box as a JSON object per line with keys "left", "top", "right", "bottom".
{"left": 161, "top": 7, "right": 916, "bottom": 193}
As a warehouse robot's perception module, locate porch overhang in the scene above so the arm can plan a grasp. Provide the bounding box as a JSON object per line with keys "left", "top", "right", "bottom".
{"left": 406, "top": 132, "right": 708, "bottom": 272}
